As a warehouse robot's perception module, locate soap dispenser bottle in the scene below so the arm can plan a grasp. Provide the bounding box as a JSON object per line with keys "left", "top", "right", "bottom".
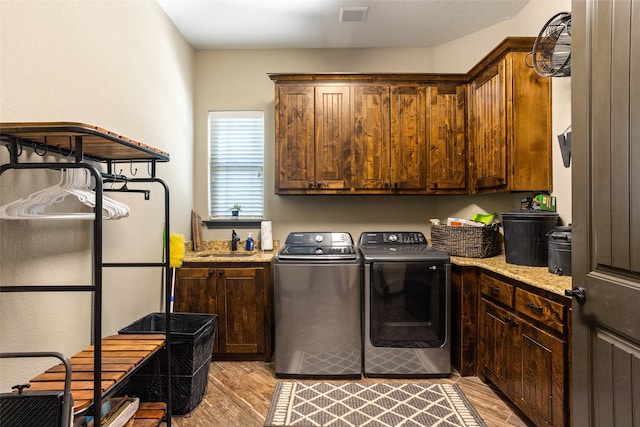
{"left": 245, "top": 233, "right": 255, "bottom": 251}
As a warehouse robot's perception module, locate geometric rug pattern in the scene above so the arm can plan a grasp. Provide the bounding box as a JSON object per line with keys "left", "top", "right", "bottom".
{"left": 264, "top": 381, "right": 487, "bottom": 427}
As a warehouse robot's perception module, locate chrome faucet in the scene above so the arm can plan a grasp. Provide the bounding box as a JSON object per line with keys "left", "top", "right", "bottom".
{"left": 231, "top": 229, "right": 241, "bottom": 251}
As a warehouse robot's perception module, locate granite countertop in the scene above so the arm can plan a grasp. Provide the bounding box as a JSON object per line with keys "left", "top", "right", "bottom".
{"left": 450, "top": 254, "right": 572, "bottom": 297}
{"left": 181, "top": 240, "right": 570, "bottom": 297}
{"left": 182, "top": 240, "right": 279, "bottom": 263}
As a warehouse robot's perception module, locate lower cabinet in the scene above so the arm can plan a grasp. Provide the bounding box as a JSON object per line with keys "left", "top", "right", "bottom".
{"left": 175, "top": 263, "right": 273, "bottom": 361}
{"left": 477, "top": 272, "right": 569, "bottom": 427}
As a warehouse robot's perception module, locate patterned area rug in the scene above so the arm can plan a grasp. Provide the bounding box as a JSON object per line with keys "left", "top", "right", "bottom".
{"left": 264, "top": 381, "right": 487, "bottom": 427}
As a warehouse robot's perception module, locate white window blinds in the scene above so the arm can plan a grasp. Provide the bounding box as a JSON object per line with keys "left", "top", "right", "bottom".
{"left": 209, "top": 111, "right": 264, "bottom": 218}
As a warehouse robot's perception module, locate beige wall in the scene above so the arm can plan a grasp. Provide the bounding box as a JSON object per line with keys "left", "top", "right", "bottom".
{"left": 0, "top": 0, "right": 194, "bottom": 389}
{"left": 194, "top": 0, "right": 572, "bottom": 244}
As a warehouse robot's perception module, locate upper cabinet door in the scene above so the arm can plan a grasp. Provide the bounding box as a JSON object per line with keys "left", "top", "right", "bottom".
{"left": 352, "top": 84, "right": 391, "bottom": 190}
{"left": 314, "top": 85, "right": 351, "bottom": 190}
{"left": 428, "top": 84, "right": 467, "bottom": 193}
{"left": 508, "top": 51, "right": 552, "bottom": 192}
{"left": 467, "top": 51, "right": 552, "bottom": 194}
{"left": 469, "top": 58, "right": 509, "bottom": 192}
{"left": 390, "top": 85, "right": 427, "bottom": 191}
{"left": 275, "top": 85, "right": 315, "bottom": 191}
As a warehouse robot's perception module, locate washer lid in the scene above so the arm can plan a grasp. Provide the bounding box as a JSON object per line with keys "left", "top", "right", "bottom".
{"left": 278, "top": 232, "right": 357, "bottom": 260}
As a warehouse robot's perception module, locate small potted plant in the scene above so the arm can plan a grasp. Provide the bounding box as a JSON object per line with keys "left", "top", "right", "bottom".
{"left": 230, "top": 204, "right": 242, "bottom": 216}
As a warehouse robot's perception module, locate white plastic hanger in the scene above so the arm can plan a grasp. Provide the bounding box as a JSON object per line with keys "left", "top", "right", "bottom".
{"left": 0, "top": 169, "right": 129, "bottom": 220}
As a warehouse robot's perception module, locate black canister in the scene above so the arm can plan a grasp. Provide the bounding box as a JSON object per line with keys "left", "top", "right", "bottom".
{"left": 547, "top": 226, "right": 572, "bottom": 276}
{"left": 501, "top": 210, "right": 559, "bottom": 266}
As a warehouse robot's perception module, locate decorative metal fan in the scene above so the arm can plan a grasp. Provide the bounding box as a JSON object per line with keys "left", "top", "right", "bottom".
{"left": 530, "top": 12, "right": 572, "bottom": 77}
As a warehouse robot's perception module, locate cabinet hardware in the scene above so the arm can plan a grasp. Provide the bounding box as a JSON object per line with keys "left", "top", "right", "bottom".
{"left": 489, "top": 286, "right": 500, "bottom": 294}
{"left": 307, "top": 182, "right": 314, "bottom": 188}
{"left": 316, "top": 182, "right": 323, "bottom": 188}
{"left": 526, "top": 302, "right": 544, "bottom": 312}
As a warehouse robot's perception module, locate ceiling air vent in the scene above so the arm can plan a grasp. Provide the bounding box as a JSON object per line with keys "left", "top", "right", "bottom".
{"left": 339, "top": 6, "right": 369, "bottom": 23}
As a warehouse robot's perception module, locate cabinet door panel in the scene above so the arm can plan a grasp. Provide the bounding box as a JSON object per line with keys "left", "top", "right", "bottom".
{"left": 509, "top": 51, "right": 552, "bottom": 192}
{"left": 175, "top": 268, "right": 216, "bottom": 314}
{"left": 275, "top": 85, "right": 315, "bottom": 190}
{"left": 470, "top": 59, "right": 508, "bottom": 191}
{"left": 315, "top": 86, "right": 351, "bottom": 189}
{"left": 516, "top": 320, "right": 566, "bottom": 427}
{"left": 479, "top": 300, "right": 514, "bottom": 398}
{"left": 391, "top": 85, "right": 427, "bottom": 190}
{"left": 353, "top": 84, "right": 391, "bottom": 189}
{"left": 429, "top": 85, "right": 467, "bottom": 192}
{"left": 217, "top": 267, "right": 265, "bottom": 354}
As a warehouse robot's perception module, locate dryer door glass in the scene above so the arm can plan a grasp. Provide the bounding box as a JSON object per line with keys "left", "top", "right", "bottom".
{"left": 370, "top": 261, "right": 446, "bottom": 348}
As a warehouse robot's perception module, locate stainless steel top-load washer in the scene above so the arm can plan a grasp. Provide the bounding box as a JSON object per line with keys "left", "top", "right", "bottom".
{"left": 274, "top": 232, "right": 362, "bottom": 378}
{"left": 358, "top": 231, "right": 451, "bottom": 377}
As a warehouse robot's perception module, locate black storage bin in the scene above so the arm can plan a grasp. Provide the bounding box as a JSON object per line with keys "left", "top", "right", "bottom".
{"left": 127, "top": 356, "right": 210, "bottom": 415}
{"left": 118, "top": 312, "right": 217, "bottom": 414}
{"left": 548, "top": 226, "right": 572, "bottom": 276}
{"left": 502, "top": 210, "right": 559, "bottom": 266}
{"left": 0, "top": 391, "right": 66, "bottom": 427}
{"left": 118, "top": 312, "right": 217, "bottom": 376}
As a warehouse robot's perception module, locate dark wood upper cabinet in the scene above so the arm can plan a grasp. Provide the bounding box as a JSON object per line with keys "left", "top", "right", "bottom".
{"left": 314, "top": 85, "right": 351, "bottom": 191}
{"left": 467, "top": 44, "right": 552, "bottom": 194}
{"left": 352, "top": 84, "right": 391, "bottom": 190}
{"left": 274, "top": 85, "right": 314, "bottom": 191}
{"left": 428, "top": 84, "right": 467, "bottom": 193}
{"left": 390, "top": 84, "right": 427, "bottom": 191}
{"left": 269, "top": 36, "right": 552, "bottom": 195}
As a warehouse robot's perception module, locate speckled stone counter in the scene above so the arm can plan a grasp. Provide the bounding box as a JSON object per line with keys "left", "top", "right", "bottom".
{"left": 450, "top": 254, "right": 572, "bottom": 297}
{"left": 182, "top": 240, "right": 280, "bottom": 263}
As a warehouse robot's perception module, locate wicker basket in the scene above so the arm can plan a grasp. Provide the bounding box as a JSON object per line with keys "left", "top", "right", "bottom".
{"left": 430, "top": 224, "right": 502, "bottom": 258}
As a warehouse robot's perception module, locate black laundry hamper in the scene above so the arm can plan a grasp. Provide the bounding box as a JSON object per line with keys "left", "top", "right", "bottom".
{"left": 118, "top": 312, "right": 217, "bottom": 415}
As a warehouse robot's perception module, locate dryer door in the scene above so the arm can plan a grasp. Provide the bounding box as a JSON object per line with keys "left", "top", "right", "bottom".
{"left": 370, "top": 261, "right": 447, "bottom": 348}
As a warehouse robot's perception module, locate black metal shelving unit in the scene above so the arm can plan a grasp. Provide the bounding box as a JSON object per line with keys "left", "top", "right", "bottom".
{"left": 0, "top": 122, "right": 173, "bottom": 426}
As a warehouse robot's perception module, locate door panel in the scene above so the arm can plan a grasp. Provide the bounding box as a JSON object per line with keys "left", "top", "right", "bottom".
{"left": 390, "top": 85, "right": 427, "bottom": 190}
{"left": 572, "top": 0, "right": 640, "bottom": 425}
{"left": 315, "top": 86, "right": 351, "bottom": 189}
{"left": 353, "top": 84, "right": 391, "bottom": 189}
{"left": 275, "top": 85, "right": 315, "bottom": 190}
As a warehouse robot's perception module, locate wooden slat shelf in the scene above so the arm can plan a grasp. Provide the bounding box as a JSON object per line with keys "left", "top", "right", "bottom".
{"left": 0, "top": 121, "right": 170, "bottom": 162}
{"left": 28, "top": 334, "right": 165, "bottom": 413}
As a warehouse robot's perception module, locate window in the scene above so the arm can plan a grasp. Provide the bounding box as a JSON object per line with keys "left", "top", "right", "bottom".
{"left": 209, "top": 111, "right": 264, "bottom": 218}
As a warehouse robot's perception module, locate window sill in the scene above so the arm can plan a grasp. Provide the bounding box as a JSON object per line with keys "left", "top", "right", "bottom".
{"left": 203, "top": 218, "right": 263, "bottom": 229}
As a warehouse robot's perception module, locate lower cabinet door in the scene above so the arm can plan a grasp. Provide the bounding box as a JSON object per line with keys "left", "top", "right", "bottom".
{"left": 216, "top": 267, "right": 266, "bottom": 355}
{"left": 478, "top": 300, "right": 515, "bottom": 399}
{"left": 514, "top": 319, "right": 567, "bottom": 427}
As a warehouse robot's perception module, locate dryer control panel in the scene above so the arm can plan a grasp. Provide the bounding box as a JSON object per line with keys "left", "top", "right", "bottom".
{"left": 359, "top": 232, "right": 427, "bottom": 246}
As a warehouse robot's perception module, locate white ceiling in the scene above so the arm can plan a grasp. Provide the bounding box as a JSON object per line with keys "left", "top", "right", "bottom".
{"left": 156, "top": 0, "right": 529, "bottom": 50}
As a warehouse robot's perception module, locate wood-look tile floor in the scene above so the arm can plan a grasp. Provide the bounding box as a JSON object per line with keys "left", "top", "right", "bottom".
{"left": 171, "top": 361, "right": 534, "bottom": 427}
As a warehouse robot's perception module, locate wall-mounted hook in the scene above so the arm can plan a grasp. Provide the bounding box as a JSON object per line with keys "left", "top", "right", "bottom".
{"left": 33, "top": 140, "right": 49, "bottom": 156}
{"left": 129, "top": 160, "right": 138, "bottom": 176}
{"left": 56, "top": 136, "right": 74, "bottom": 157}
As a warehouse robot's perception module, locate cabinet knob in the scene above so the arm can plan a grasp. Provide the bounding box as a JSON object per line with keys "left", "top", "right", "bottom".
{"left": 565, "top": 287, "right": 587, "bottom": 304}
{"left": 308, "top": 182, "right": 314, "bottom": 188}
{"left": 316, "top": 182, "right": 323, "bottom": 188}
